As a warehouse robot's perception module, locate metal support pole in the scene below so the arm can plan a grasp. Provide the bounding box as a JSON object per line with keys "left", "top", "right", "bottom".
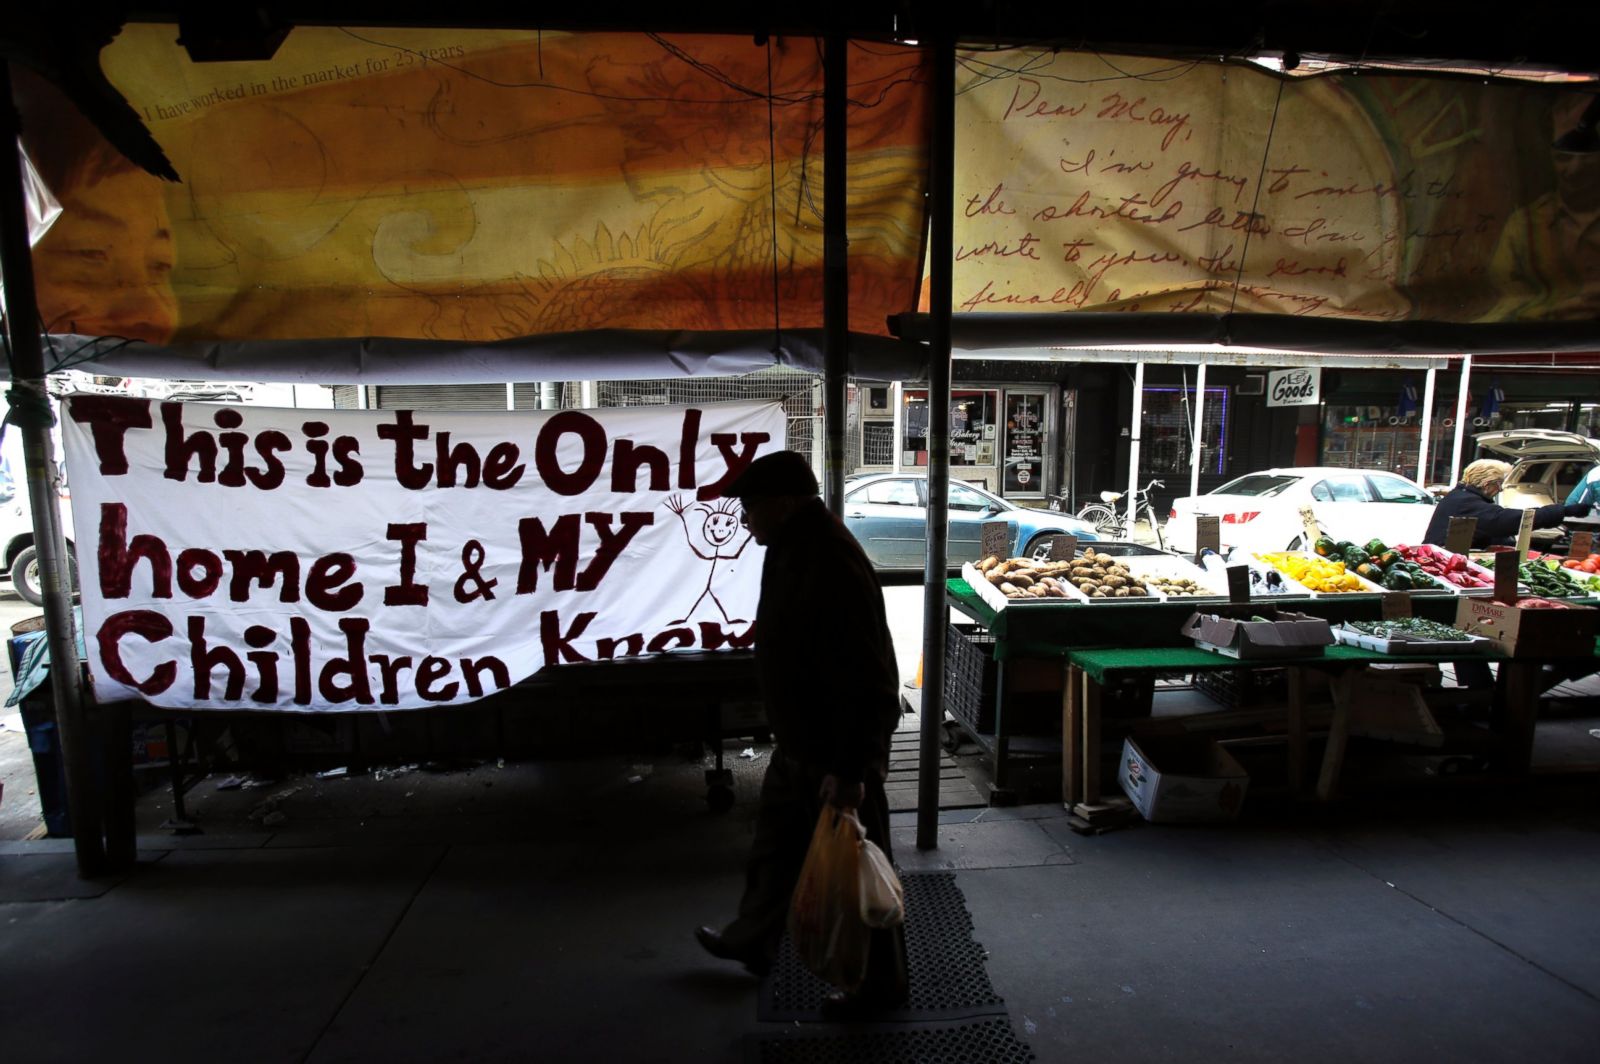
{"left": 1188, "top": 362, "right": 1207, "bottom": 499}
{"left": 1417, "top": 366, "right": 1437, "bottom": 484}
{"left": 1127, "top": 361, "right": 1145, "bottom": 530}
{"left": 505, "top": 382, "right": 516, "bottom": 411}
{"left": 1450, "top": 354, "right": 1473, "bottom": 483}
{"left": 822, "top": 34, "right": 848, "bottom": 514}
{"left": 580, "top": 381, "right": 597, "bottom": 409}
{"left": 917, "top": 34, "right": 955, "bottom": 851}
{"left": 0, "top": 64, "right": 105, "bottom": 875}
{"left": 355, "top": 384, "right": 368, "bottom": 409}
{"left": 891, "top": 382, "right": 904, "bottom": 473}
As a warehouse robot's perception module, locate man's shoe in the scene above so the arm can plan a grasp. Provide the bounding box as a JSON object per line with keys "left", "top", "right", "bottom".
{"left": 694, "top": 926, "right": 771, "bottom": 977}
{"left": 820, "top": 988, "right": 907, "bottom": 1020}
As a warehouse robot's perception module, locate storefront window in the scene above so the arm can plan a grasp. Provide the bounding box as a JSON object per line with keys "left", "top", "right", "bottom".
{"left": 901, "top": 389, "right": 999, "bottom": 467}
{"left": 1139, "top": 386, "right": 1227, "bottom": 479}
{"left": 1322, "top": 405, "right": 1422, "bottom": 476}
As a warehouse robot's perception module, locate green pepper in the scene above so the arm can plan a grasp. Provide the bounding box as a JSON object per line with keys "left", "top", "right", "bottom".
{"left": 1383, "top": 569, "right": 1414, "bottom": 590}
{"left": 1313, "top": 536, "right": 1337, "bottom": 558}
{"left": 1378, "top": 550, "right": 1400, "bottom": 568}
{"left": 1364, "top": 538, "right": 1389, "bottom": 557}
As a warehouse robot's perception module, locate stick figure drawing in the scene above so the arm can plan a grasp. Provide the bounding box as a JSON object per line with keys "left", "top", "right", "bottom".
{"left": 664, "top": 494, "right": 754, "bottom": 625}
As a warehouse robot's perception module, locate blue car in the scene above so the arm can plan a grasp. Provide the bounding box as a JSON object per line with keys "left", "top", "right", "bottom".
{"left": 842, "top": 472, "right": 1100, "bottom": 570}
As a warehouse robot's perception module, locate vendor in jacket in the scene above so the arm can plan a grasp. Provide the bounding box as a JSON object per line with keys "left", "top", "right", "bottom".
{"left": 1424, "top": 459, "right": 1590, "bottom": 548}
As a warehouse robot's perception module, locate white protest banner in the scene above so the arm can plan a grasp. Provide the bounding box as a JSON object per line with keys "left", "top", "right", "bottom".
{"left": 62, "top": 396, "right": 786, "bottom": 711}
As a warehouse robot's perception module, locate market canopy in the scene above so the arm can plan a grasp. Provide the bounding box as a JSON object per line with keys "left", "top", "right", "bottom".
{"left": 9, "top": 20, "right": 1600, "bottom": 381}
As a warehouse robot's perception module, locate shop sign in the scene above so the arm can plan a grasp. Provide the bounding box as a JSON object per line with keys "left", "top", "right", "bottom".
{"left": 1266, "top": 368, "right": 1321, "bottom": 407}
{"left": 62, "top": 396, "right": 784, "bottom": 711}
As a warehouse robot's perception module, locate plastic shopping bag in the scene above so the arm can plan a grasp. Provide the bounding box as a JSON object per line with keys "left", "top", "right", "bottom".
{"left": 788, "top": 806, "right": 905, "bottom": 990}
{"left": 858, "top": 832, "right": 905, "bottom": 930}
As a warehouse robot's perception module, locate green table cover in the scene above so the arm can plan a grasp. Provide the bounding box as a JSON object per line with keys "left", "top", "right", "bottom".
{"left": 1063, "top": 642, "right": 1503, "bottom": 685}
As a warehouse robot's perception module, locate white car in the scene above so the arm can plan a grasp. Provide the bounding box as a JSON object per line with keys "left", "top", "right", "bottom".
{"left": 1166, "top": 467, "right": 1436, "bottom": 554}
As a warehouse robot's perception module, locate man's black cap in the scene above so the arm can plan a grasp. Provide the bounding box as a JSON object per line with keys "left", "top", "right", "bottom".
{"left": 723, "top": 450, "right": 820, "bottom": 498}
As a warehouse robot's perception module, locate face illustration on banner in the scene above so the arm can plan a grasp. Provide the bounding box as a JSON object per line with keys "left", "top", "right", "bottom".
{"left": 664, "top": 495, "right": 754, "bottom": 626}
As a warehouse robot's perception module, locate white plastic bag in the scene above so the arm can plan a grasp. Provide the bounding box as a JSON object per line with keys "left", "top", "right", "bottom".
{"left": 858, "top": 831, "right": 905, "bottom": 929}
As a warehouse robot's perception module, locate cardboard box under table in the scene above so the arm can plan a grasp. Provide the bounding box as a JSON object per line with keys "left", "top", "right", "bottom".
{"left": 1118, "top": 736, "right": 1249, "bottom": 823}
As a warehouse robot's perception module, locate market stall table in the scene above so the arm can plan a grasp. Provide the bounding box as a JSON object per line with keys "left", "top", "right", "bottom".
{"left": 945, "top": 577, "right": 1600, "bottom": 807}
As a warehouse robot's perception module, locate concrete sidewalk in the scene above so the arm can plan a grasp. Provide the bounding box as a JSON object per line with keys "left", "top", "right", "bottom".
{"left": 2, "top": 738, "right": 1597, "bottom": 1063}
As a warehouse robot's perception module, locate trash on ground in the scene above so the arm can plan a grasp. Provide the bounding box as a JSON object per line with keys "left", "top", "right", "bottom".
{"left": 216, "top": 775, "right": 247, "bottom": 791}
{"left": 315, "top": 766, "right": 350, "bottom": 779}
{"left": 496, "top": 758, "right": 505, "bottom": 769}
{"left": 1590, "top": 729, "right": 1600, "bottom": 740}
{"left": 629, "top": 763, "right": 654, "bottom": 778}
{"left": 261, "top": 810, "right": 287, "bottom": 828}
{"left": 373, "top": 764, "right": 418, "bottom": 782}
{"left": 739, "top": 747, "right": 761, "bottom": 760}
{"left": 626, "top": 774, "right": 644, "bottom": 784}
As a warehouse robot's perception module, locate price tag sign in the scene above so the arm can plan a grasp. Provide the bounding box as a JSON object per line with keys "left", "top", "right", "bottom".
{"left": 1381, "top": 592, "right": 1413, "bottom": 620}
{"left": 1444, "top": 516, "right": 1477, "bottom": 556}
{"left": 1515, "top": 507, "right": 1537, "bottom": 562}
{"left": 1049, "top": 534, "right": 1078, "bottom": 561}
{"left": 1493, "top": 550, "right": 1520, "bottom": 605}
{"left": 981, "top": 521, "right": 1010, "bottom": 563}
{"left": 1226, "top": 565, "right": 1251, "bottom": 604}
{"left": 1570, "top": 531, "right": 1594, "bottom": 561}
{"left": 1195, "top": 515, "right": 1221, "bottom": 565}
{"left": 1297, "top": 505, "right": 1322, "bottom": 548}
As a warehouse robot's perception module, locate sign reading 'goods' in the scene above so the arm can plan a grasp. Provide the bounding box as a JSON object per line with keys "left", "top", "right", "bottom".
{"left": 1266, "top": 369, "right": 1322, "bottom": 407}
{"left": 62, "top": 396, "right": 785, "bottom": 711}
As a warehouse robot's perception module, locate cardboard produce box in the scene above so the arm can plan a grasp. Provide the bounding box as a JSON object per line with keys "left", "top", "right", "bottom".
{"left": 1453, "top": 597, "right": 1598, "bottom": 658}
{"left": 1117, "top": 736, "right": 1249, "bottom": 824}
{"left": 1179, "top": 608, "right": 1335, "bottom": 660}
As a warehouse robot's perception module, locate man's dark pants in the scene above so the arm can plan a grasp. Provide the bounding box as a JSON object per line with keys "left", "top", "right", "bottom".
{"left": 719, "top": 749, "right": 909, "bottom": 1001}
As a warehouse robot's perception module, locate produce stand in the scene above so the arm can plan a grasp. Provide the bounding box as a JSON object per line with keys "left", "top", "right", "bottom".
{"left": 946, "top": 575, "right": 1600, "bottom": 808}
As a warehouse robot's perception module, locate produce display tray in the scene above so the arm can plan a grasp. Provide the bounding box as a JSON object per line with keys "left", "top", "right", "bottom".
{"left": 1117, "top": 555, "right": 1229, "bottom": 601}
{"left": 1333, "top": 625, "right": 1493, "bottom": 656}
{"left": 1253, "top": 551, "right": 1386, "bottom": 596}
{"left": 960, "top": 558, "right": 1168, "bottom": 607}
{"left": 1392, "top": 545, "right": 1507, "bottom": 597}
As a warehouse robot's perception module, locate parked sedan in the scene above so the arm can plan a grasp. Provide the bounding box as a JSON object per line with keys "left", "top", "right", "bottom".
{"left": 1166, "top": 467, "right": 1436, "bottom": 554}
{"left": 843, "top": 473, "right": 1100, "bottom": 569}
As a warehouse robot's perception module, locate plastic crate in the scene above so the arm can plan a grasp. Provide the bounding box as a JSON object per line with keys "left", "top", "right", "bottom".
{"left": 945, "top": 623, "right": 998, "bottom": 735}
{"left": 1192, "top": 667, "right": 1287, "bottom": 709}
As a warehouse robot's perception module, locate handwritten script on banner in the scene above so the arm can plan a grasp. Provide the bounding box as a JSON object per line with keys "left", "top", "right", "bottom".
{"left": 62, "top": 397, "right": 785, "bottom": 711}
{"left": 954, "top": 52, "right": 1600, "bottom": 322}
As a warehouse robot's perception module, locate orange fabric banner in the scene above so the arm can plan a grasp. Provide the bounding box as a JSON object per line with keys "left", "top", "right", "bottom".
{"left": 18, "top": 28, "right": 930, "bottom": 345}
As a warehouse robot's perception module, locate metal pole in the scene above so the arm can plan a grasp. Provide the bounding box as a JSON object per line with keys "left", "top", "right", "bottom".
{"left": 823, "top": 33, "right": 848, "bottom": 514}
{"left": 1127, "top": 361, "right": 1145, "bottom": 530}
{"left": 1449, "top": 354, "right": 1473, "bottom": 483}
{"left": 505, "top": 382, "right": 516, "bottom": 411}
{"left": 917, "top": 33, "right": 955, "bottom": 852}
{"left": 0, "top": 64, "right": 105, "bottom": 875}
{"left": 355, "top": 384, "right": 369, "bottom": 409}
{"left": 1188, "top": 362, "right": 1208, "bottom": 499}
{"left": 1417, "top": 366, "right": 1437, "bottom": 484}
{"left": 891, "top": 382, "right": 904, "bottom": 473}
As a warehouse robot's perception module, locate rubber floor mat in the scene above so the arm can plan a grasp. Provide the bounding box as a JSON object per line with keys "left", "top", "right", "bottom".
{"left": 758, "top": 871, "right": 1007, "bottom": 1023}
{"left": 745, "top": 1016, "right": 1035, "bottom": 1063}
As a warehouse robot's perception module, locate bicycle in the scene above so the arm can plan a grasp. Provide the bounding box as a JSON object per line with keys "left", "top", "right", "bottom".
{"left": 1067, "top": 478, "right": 1166, "bottom": 550}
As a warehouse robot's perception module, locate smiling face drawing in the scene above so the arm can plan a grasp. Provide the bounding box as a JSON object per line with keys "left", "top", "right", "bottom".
{"left": 703, "top": 509, "right": 741, "bottom": 547}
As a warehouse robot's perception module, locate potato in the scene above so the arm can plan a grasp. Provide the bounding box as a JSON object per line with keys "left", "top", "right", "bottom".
{"left": 1009, "top": 573, "right": 1035, "bottom": 588}
{"left": 976, "top": 556, "right": 1000, "bottom": 573}
{"left": 1000, "top": 581, "right": 1019, "bottom": 595}
{"left": 1103, "top": 575, "right": 1126, "bottom": 589}
{"left": 1115, "top": 586, "right": 1130, "bottom": 597}
{"left": 1092, "top": 588, "right": 1108, "bottom": 598}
